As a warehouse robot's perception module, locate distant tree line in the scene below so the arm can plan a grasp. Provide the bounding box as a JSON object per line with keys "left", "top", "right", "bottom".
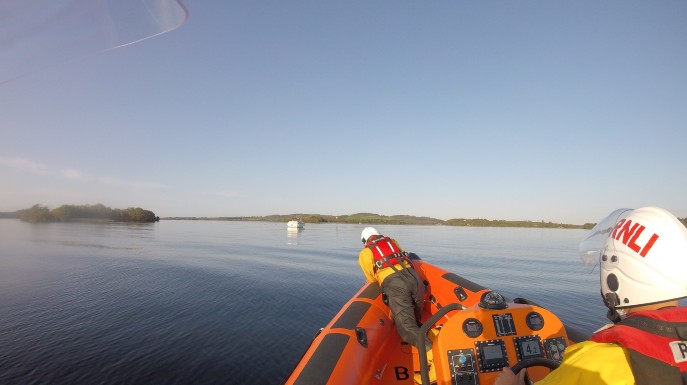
{"left": 9, "top": 208, "right": 684, "bottom": 229}
{"left": 14, "top": 204, "right": 159, "bottom": 223}
{"left": 164, "top": 212, "right": 602, "bottom": 229}
{"left": 443, "top": 218, "right": 597, "bottom": 229}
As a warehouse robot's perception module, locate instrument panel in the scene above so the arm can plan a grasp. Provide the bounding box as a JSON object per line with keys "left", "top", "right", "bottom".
{"left": 434, "top": 298, "right": 570, "bottom": 385}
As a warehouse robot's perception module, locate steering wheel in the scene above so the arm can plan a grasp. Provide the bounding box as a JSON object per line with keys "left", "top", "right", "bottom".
{"left": 510, "top": 358, "right": 561, "bottom": 385}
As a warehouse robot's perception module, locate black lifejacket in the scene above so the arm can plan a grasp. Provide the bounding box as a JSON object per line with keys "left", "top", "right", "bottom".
{"left": 365, "top": 235, "right": 412, "bottom": 272}
{"left": 589, "top": 307, "right": 687, "bottom": 385}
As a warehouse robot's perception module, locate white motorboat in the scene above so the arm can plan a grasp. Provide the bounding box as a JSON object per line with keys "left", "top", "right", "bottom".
{"left": 287, "top": 220, "right": 305, "bottom": 229}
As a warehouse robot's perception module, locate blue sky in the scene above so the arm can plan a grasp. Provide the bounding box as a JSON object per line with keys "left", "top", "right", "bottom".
{"left": 1, "top": 1, "right": 686, "bottom": 224}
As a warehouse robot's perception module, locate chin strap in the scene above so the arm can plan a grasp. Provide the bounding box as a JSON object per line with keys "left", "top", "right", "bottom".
{"left": 603, "top": 292, "right": 627, "bottom": 323}
{"left": 606, "top": 307, "right": 627, "bottom": 323}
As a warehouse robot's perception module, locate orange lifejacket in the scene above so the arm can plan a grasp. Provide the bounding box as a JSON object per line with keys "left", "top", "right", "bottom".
{"left": 365, "top": 235, "right": 413, "bottom": 272}
{"left": 589, "top": 307, "right": 687, "bottom": 385}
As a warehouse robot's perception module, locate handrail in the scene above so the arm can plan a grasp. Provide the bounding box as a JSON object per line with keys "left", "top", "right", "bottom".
{"left": 416, "top": 303, "right": 465, "bottom": 385}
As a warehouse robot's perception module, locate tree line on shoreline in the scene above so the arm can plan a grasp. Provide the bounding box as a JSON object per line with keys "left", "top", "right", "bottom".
{"left": 163, "top": 213, "right": 600, "bottom": 229}
{"left": 4, "top": 208, "right": 685, "bottom": 229}
{"left": 1, "top": 204, "right": 159, "bottom": 223}
{"left": 165, "top": 212, "right": 687, "bottom": 229}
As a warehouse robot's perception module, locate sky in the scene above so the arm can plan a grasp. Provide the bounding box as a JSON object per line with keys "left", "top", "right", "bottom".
{"left": 1, "top": 1, "right": 686, "bottom": 225}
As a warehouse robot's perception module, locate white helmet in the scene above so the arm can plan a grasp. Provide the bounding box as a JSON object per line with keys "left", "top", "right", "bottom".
{"left": 580, "top": 207, "right": 687, "bottom": 321}
{"left": 361, "top": 227, "right": 380, "bottom": 244}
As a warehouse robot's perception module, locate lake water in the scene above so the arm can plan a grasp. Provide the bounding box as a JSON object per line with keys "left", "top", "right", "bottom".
{"left": 0, "top": 219, "right": 609, "bottom": 384}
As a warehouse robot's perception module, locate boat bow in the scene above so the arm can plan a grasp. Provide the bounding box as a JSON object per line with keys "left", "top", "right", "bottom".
{"left": 284, "top": 255, "right": 585, "bottom": 385}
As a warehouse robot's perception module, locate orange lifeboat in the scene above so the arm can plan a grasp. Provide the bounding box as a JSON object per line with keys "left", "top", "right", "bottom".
{"left": 283, "top": 254, "right": 586, "bottom": 385}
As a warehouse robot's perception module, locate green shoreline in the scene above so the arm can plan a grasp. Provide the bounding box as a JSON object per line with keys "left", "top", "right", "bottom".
{"left": 5, "top": 207, "right": 686, "bottom": 230}
{"left": 161, "top": 213, "right": 597, "bottom": 229}
{"left": 2, "top": 204, "right": 159, "bottom": 223}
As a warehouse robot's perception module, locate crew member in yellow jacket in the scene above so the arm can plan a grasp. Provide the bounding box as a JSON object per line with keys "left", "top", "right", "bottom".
{"left": 358, "top": 227, "right": 428, "bottom": 350}
{"left": 495, "top": 207, "right": 687, "bottom": 385}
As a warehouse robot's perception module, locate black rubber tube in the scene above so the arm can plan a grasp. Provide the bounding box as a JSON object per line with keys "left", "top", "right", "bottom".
{"left": 416, "top": 303, "right": 464, "bottom": 385}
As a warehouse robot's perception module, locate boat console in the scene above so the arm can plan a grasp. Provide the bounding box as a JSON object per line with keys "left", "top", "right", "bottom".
{"left": 419, "top": 291, "right": 570, "bottom": 385}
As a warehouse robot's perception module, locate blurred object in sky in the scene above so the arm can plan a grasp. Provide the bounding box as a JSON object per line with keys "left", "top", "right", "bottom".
{"left": 0, "top": 0, "right": 188, "bottom": 84}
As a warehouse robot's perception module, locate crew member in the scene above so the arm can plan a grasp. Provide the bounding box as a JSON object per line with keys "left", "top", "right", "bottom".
{"left": 358, "top": 227, "right": 428, "bottom": 350}
{"left": 495, "top": 206, "right": 687, "bottom": 385}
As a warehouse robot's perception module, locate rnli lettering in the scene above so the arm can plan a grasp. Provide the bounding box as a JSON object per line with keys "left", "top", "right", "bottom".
{"left": 610, "top": 219, "right": 660, "bottom": 257}
{"left": 394, "top": 366, "right": 410, "bottom": 380}
{"left": 670, "top": 341, "right": 687, "bottom": 363}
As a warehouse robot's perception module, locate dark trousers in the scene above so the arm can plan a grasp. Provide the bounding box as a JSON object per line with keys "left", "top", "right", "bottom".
{"left": 380, "top": 268, "right": 425, "bottom": 348}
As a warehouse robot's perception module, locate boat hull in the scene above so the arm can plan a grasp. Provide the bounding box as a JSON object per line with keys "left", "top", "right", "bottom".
{"left": 287, "top": 220, "right": 305, "bottom": 229}
{"left": 284, "top": 256, "right": 583, "bottom": 385}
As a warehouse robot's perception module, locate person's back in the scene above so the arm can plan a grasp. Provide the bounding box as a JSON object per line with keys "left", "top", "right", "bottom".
{"left": 357, "top": 227, "right": 427, "bottom": 349}
{"left": 358, "top": 228, "right": 412, "bottom": 284}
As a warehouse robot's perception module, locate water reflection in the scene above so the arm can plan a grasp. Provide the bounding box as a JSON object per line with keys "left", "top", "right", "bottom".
{"left": 287, "top": 227, "right": 302, "bottom": 245}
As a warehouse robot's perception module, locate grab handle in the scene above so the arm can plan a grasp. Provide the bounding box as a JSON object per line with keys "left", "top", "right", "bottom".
{"left": 416, "top": 303, "right": 465, "bottom": 385}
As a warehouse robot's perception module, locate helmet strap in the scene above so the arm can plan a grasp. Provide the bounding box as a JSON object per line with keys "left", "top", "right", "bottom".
{"left": 606, "top": 307, "right": 626, "bottom": 323}
{"left": 602, "top": 292, "right": 626, "bottom": 323}
{"left": 365, "top": 234, "right": 381, "bottom": 244}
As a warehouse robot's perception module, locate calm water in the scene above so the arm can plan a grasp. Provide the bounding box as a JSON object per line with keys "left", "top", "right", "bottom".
{"left": 0, "top": 219, "right": 607, "bottom": 384}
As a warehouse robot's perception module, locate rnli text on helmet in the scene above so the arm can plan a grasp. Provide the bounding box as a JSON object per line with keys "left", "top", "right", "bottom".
{"left": 610, "top": 219, "right": 660, "bottom": 258}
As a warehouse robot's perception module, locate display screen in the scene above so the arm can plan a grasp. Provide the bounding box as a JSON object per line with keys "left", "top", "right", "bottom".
{"left": 483, "top": 345, "right": 504, "bottom": 360}
{"left": 519, "top": 340, "right": 542, "bottom": 359}
{"left": 476, "top": 340, "right": 509, "bottom": 372}
{"left": 462, "top": 318, "right": 483, "bottom": 338}
{"left": 526, "top": 312, "right": 544, "bottom": 331}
